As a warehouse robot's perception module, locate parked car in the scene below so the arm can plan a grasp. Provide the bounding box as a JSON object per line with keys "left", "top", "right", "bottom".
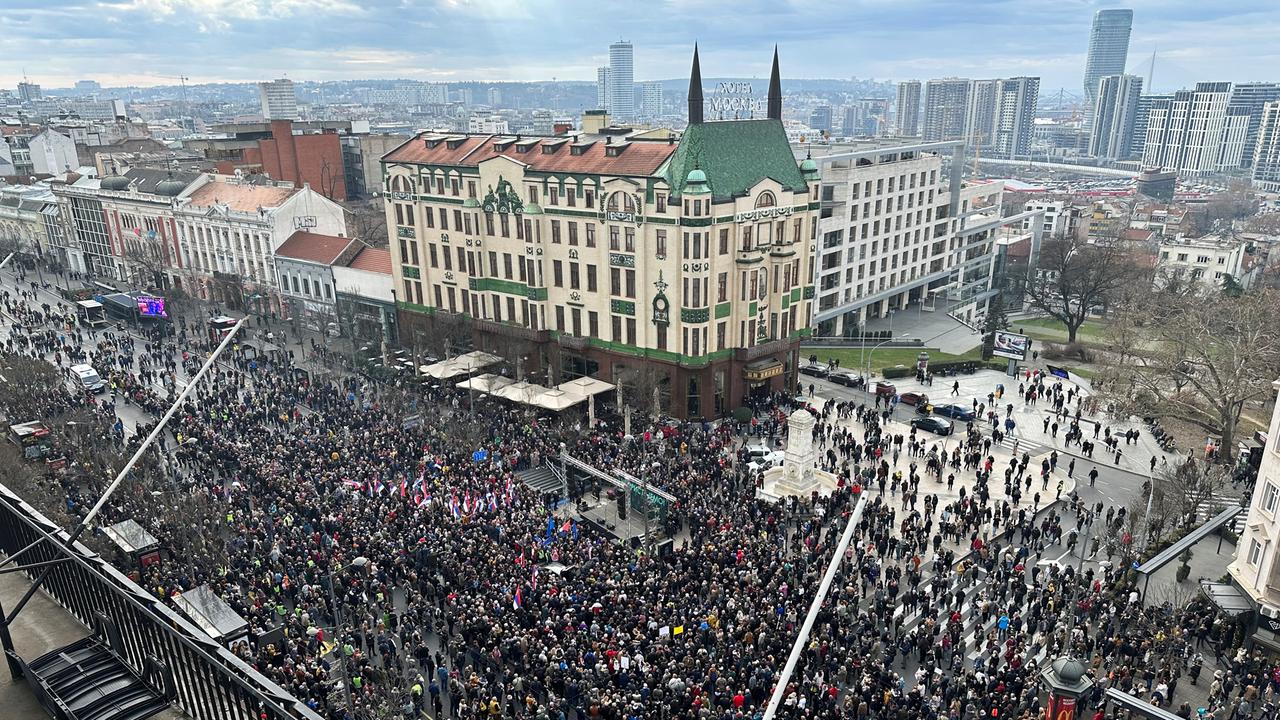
{"left": 70, "top": 363, "right": 106, "bottom": 394}
{"left": 746, "top": 446, "right": 785, "bottom": 472}
{"left": 898, "top": 391, "right": 926, "bottom": 406}
{"left": 932, "top": 404, "right": 976, "bottom": 422}
{"left": 874, "top": 381, "right": 896, "bottom": 397}
{"left": 829, "top": 372, "right": 864, "bottom": 388}
{"left": 911, "top": 416, "right": 954, "bottom": 435}
{"left": 798, "top": 364, "right": 829, "bottom": 378}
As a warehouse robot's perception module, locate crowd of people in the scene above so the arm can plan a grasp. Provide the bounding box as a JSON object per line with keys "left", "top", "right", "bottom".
{"left": 0, "top": 269, "right": 1276, "bottom": 720}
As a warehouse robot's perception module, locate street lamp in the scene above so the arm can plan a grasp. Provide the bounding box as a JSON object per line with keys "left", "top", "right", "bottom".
{"left": 327, "top": 555, "right": 369, "bottom": 716}
{"left": 864, "top": 333, "right": 911, "bottom": 387}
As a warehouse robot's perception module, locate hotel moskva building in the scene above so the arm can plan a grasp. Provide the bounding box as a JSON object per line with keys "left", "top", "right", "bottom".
{"left": 382, "top": 48, "right": 818, "bottom": 418}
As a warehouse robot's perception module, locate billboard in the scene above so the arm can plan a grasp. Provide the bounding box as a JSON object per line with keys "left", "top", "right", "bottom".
{"left": 992, "top": 330, "right": 1031, "bottom": 360}
{"left": 136, "top": 295, "right": 168, "bottom": 318}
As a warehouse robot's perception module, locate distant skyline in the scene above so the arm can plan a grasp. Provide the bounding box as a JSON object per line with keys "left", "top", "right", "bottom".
{"left": 2, "top": 1, "right": 1277, "bottom": 95}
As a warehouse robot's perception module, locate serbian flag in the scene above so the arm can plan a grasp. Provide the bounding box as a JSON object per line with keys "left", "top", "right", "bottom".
{"left": 373, "top": 480, "right": 386, "bottom": 496}
{"left": 343, "top": 479, "right": 363, "bottom": 491}
{"left": 504, "top": 478, "right": 515, "bottom": 505}
{"left": 464, "top": 492, "right": 473, "bottom": 514}
{"left": 513, "top": 586, "right": 523, "bottom": 609}
{"left": 449, "top": 495, "right": 461, "bottom": 518}
{"left": 531, "top": 567, "right": 539, "bottom": 590}
{"left": 488, "top": 492, "right": 498, "bottom": 512}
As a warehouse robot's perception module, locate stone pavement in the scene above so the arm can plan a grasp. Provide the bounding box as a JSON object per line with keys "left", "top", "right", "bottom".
{"left": 880, "top": 367, "right": 1185, "bottom": 478}
{"left": 805, "top": 394, "right": 1077, "bottom": 561}
{"left": 859, "top": 302, "right": 985, "bottom": 355}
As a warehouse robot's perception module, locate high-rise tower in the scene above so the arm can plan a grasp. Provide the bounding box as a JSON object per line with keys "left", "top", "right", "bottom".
{"left": 1083, "top": 9, "right": 1133, "bottom": 122}
{"left": 608, "top": 41, "right": 635, "bottom": 121}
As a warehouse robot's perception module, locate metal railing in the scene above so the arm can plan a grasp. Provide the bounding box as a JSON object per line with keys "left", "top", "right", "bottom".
{"left": 0, "top": 482, "right": 322, "bottom": 720}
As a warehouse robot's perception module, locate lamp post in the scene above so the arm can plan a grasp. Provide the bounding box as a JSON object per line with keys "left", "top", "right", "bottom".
{"left": 864, "top": 334, "right": 911, "bottom": 387}
{"left": 326, "top": 555, "right": 369, "bottom": 717}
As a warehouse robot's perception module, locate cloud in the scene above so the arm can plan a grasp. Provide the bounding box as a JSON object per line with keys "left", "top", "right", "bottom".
{"left": 3, "top": 1, "right": 1276, "bottom": 91}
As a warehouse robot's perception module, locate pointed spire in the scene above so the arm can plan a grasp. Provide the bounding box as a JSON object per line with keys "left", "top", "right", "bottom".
{"left": 767, "top": 45, "right": 782, "bottom": 121}
{"left": 687, "top": 44, "right": 704, "bottom": 125}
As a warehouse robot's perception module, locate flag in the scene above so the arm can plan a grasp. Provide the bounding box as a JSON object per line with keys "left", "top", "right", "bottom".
{"left": 531, "top": 567, "right": 539, "bottom": 590}
{"left": 449, "top": 495, "right": 461, "bottom": 518}
{"left": 559, "top": 518, "right": 572, "bottom": 534}
{"left": 374, "top": 480, "right": 386, "bottom": 496}
{"left": 571, "top": 519, "right": 579, "bottom": 541}
{"left": 343, "top": 479, "right": 363, "bottom": 491}
{"left": 513, "top": 586, "right": 523, "bottom": 609}
{"left": 545, "top": 516, "right": 555, "bottom": 543}
{"left": 504, "top": 478, "right": 514, "bottom": 505}
{"left": 399, "top": 478, "right": 408, "bottom": 498}
{"left": 487, "top": 492, "right": 497, "bottom": 512}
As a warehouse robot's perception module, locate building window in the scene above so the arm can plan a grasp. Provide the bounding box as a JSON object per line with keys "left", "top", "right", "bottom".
{"left": 610, "top": 267, "right": 621, "bottom": 296}
{"left": 656, "top": 230, "right": 667, "bottom": 259}
{"left": 586, "top": 224, "right": 596, "bottom": 248}
{"left": 609, "top": 226, "right": 620, "bottom": 251}
{"left": 657, "top": 194, "right": 666, "bottom": 213}
{"left": 439, "top": 207, "right": 449, "bottom": 231}
{"left": 555, "top": 306, "right": 565, "bottom": 332}
{"left": 568, "top": 222, "right": 578, "bottom": 246}
{"left": 1264, "top": 482, "right": 1280, "bottom": 515}
{"left": 549, "top": 187, "right": 559, "bottom": 205}
{"left": 588, "top": 311, "right": 598, "bottom": 338}
{"left": 587, "top": 264, "right": 597, "bottom": 292}
{"left": 717, "top": 272, "right": 728, "bottom": 302}
{"left": 624, "top": 227, "right": 635, "bottom": 253}
{"left": 551, "top": 220, "right": 561, "bottom": 243}
{"left": 569, "top": 262, "right": 580, "bottom": 290}
{"left": 1248, "top": 539, "right": 1264, "bottom": 566}
{"left": 552, "top": 260, "right": 563, "bottom": 287}
{"left": 719, "top": 228, "right": 729, "bottom": 255}
{"left": 625, "top": 269, "right": 635, "bottom": 298}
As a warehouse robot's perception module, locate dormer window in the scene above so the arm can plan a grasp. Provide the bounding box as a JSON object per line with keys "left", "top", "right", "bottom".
{"left": 425, "top": 138, "right": 442, "bottom": 149}
{"left": 605, "top": 143, "right": 627, "bottom": 157}
{"left": 446, "top": 137, "right": 465, "bottom": 149}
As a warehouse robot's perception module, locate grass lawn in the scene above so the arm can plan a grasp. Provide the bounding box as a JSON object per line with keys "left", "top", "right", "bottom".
{"left": 803, "top": 345, "right": 984, "bottom": 374}
{"left": 1015, "top": 317, "right": 1110, "bottom": 341}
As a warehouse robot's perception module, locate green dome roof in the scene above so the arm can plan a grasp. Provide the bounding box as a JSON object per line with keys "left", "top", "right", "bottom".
{"left": 155, "top": 172, "right": 186, "bottom": 197}
{"left": 684, "top": 168, "right": 710, "bottom": 195}
{"left": 101, "top": 174, "right": 130, "bottom": 191}
{"left": 519, "top": 202, "right": 543, "bottom": 216}
{"left": 686, "top": 168, "right": 707, "bottom": 184}
{"left": 800, "top": 158, "right": 818, "bottom": 174}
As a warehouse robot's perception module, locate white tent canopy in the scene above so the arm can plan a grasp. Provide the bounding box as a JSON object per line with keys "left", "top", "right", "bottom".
{"left": 532, "top": 388, "right": 587, "bottom": 411}
{"left": 557, "top": 376, "right": 615, "bottom": 396}
{"left": 420, "top": 350, "right": 504, "bottom": 380}
{"left": 493, "top": 380, "right": 551, "bottom": 405}
{"left": 456, "top": 373, "right": 515, "bottom": 394}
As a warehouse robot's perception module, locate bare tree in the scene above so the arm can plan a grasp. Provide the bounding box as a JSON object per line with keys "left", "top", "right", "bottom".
{"left": 345, "top": 201, "right": 387, "bottom": 248}
{"left": 616, "top": 364, "right": 671, "bottom": 419}
{"left": 1023, "top": 233, "right": 1151, "bottom": 343}
{"left": 1097, "top": 287, "right": 1280, "bottom": 462}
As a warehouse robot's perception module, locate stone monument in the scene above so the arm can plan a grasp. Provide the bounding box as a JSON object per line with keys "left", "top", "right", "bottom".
{"left": 758, "top": 402, "right": 840, "bottom": 499}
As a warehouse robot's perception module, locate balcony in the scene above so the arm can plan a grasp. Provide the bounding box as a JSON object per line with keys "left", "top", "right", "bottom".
{"left": 472, "top": 317, "right": 548, "bottom": 343}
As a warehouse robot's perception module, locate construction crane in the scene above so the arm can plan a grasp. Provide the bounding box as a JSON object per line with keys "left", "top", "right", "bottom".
{"left": 151, "top": 74, "right": 192, "bottom": 133}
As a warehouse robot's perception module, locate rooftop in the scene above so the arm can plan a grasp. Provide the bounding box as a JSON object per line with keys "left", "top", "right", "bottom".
{"left": 665, "top": 119, "right": 809, "bottom": 201}
{"left": 344, "top": 246, "right": 392, "bottom": 275}
{"left": 183, "top": 177, "right": 297, "bottom": 212}
{"left": 383, "top": 133, "right": 676, "bottom": 178}
{"left": 275, "top": 231, "right": 360, "bottom": 266}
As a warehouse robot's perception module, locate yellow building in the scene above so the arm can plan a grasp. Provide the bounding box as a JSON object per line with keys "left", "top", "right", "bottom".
{"left": 382, "top": 48, "right": 819, "bottom": 418}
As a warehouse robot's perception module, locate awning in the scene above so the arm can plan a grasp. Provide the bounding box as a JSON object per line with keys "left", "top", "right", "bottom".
{"left": 172, "top": 585, "right": 250, "bottom": 642}
{"left": 103, "top": 519, "right": 159, "bottom": 554}
{"left": 423, "top": 350, "right": 504, "bottom": 379}
{"left": 532, "top": 388, "right": 587, "bottom": 411}
{"left": 557, "top": 376, "right": 615, "bottom": 396}
{"left": 745, "top": 359, "right": 784, "bottom": 382}
{"left": 456, "top": 373, "right": 516, "bottom": 394}
{"left": 1200, "top": 580, "right": 1254, "bottom": 616}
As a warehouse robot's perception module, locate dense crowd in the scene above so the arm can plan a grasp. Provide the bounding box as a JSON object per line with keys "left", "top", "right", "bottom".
{"left": 0, "top": 269, "right": 1277, "bottom": 720}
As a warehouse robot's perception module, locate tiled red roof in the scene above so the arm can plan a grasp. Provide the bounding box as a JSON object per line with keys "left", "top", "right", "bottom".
{"left": 383, "top": 134, "right": 676, "bottom": 177}
{"left": 346, "top": 246, "right": 392, "bottom": 275}
{"left": 276, "top": 231, "right": 358, "bottom": 266}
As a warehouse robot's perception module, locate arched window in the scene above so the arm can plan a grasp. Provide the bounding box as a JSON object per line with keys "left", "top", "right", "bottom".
{"left": 755, "top": 191, "right": 776, "bottom": 209}
{"left": 607, "top": 192, "right": 635, "bottom": 213}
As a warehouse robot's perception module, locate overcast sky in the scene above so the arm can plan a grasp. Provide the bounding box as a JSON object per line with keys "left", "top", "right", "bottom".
{"left": 3, "top": 0, "right": 1277, "bottom": 95}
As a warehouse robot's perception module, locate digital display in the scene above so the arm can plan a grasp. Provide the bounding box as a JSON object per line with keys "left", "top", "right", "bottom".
{"left": 137, "top": 295, "right": 168, "bottom": 318}
{"left": 992, "top": 330, "right": 1031, "bottom": 360}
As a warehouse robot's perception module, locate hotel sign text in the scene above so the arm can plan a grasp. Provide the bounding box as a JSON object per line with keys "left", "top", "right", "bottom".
{"left": 735, "top": 206, "right": 795, "bottom": 223}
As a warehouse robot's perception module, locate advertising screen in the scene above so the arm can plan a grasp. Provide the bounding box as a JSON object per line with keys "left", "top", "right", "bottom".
{"left": 992, "top": 330, "right": 1031, "bottom": 360}
{"left": 137, "top": 295, "right": 168, "bottom": 318}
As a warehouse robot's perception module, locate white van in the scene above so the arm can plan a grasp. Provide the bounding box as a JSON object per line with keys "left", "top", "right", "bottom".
{"left": 70, "top": 364, "right": 106, "bottom": 394}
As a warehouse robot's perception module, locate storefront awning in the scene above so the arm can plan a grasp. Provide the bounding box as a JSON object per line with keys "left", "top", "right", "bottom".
{"left": 532, "top": 388, "right": 587, "bottom": 411}
{"left": 493, "top": 380, "right": 551, "bottom": 405}
{"left": 1200, "top": 580, "right": 1254, "bottom": 616}
{"left": 744, "top": 359, "right": 784, "bottom": 382}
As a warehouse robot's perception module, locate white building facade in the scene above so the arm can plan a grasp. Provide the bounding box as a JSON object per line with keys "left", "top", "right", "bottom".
{"left": 1227, "top": 381, "right": 1280, "bottom": 651}
{"left": 1155, "top": 235, "right": 1253, "bottom": 290}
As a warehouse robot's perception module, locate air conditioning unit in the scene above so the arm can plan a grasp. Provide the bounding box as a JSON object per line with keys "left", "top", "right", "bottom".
{"left": 1261, "top": 604, "right": 1280, "bottom": 619}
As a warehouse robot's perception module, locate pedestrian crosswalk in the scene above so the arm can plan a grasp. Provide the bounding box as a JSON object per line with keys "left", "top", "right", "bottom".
{"left": 997, "top": 436, "right": 1047, "bottom": 457}
{"left": 1190, "top": 491, "right": 1246, "bottom": 535}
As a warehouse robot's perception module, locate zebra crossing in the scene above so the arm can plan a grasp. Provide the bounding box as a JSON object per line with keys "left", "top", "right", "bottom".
{"left": 997, "top": 436, "right": 1047, "bottom": 458}
{"left": 1190, "top": 491, "right": 1247, "bottom": 535}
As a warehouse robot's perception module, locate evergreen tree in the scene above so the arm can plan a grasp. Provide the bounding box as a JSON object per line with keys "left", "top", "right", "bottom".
{"left": 981, "top": 291, "right": 1010, "bottom": 360}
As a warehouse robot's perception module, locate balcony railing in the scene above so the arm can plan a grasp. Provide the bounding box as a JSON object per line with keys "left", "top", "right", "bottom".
{"left": 0, "top": 482, "right": 321, "bottom": 720}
